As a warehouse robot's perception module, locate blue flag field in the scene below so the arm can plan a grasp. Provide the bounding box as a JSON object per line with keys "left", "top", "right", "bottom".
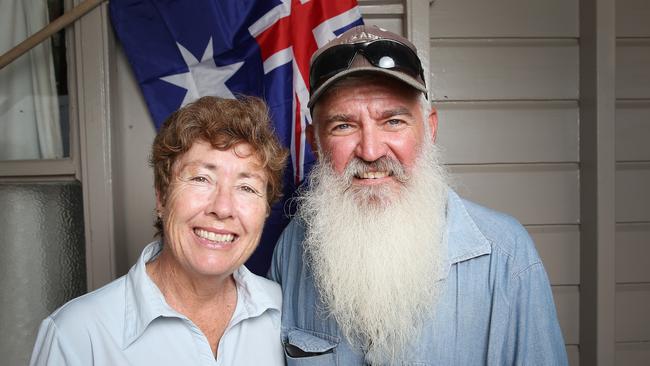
{"left": 109, "top": 0, "right": 363, "bottom": 274}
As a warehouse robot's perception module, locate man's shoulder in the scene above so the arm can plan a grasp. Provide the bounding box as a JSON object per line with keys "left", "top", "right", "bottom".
{"left": 452, "top": 192, "right": 542, "bottom": 270}
{"left": 276, "top": 217, "right": 307, "bottom": 249}
{"left": 458, "top": 196, "right": 527, "bottom": 242}
{"left": 269, "top": 217, "right": 308, "bottom": 283}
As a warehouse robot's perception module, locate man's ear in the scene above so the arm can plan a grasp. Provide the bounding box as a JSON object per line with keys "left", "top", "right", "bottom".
{"left": 306, "top": 124, "right": 320, "bottom": 160}
{"left": 428, "top": 106, "right": 439, "bottom": 143}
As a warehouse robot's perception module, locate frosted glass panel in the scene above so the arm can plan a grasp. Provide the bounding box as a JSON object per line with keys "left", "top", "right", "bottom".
{"left": 0, "top": 181, "right": 86, "bottom": 365}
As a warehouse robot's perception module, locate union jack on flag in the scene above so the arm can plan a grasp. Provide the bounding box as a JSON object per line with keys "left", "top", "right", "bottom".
{"left": 109, "top": 0, "right": 364, "bottom": 274}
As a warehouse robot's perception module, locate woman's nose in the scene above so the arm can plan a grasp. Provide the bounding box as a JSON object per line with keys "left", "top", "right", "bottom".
{"left": 208, "top": 187, "right": 233, "bottom": 219}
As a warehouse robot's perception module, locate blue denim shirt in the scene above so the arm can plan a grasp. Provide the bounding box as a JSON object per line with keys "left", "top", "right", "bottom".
{"left": 269, "top": 190, "right": 568, "bottom": 365}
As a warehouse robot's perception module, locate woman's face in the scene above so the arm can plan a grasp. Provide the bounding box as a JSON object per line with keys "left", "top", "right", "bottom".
{"left": 157, "top": 140, "right": 268, "bottom": 279}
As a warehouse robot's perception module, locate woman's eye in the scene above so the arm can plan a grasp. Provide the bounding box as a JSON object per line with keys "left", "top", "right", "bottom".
{"left": 191, "top": 176, "right": 208, "bottom": 183}
{"left": 239, "top": 185, "right": 262, "bottom": 196}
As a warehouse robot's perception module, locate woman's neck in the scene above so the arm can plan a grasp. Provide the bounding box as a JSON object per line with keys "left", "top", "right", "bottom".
{"left": 145, "top": 248, "right": 236, "bottom": 311}
{"left": 145, "top": 247, "right": 238, "bottom": 357}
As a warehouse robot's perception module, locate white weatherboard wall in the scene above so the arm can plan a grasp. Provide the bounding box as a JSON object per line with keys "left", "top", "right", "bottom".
{"left": 615, "top": 0, "right": 650, "bottom": 364}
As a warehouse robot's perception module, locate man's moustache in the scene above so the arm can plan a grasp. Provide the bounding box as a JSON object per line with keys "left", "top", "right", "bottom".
{"left": 342, "top": 156, "right": 409, "bottom": 184}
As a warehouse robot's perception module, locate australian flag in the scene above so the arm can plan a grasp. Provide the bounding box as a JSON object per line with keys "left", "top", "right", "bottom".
{"left": 109, "top": 0, "right": 364, "bottom": 275}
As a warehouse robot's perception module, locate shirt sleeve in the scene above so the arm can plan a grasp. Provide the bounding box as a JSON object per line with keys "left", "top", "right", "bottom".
{"left": 267, "top": 228, "right": 285, "bottom": 284}
{"left": 29, "top": 317, "right": 82, "bottom": 366}
{"left": 506, "top": 263, "right": 569, "bottom": 366}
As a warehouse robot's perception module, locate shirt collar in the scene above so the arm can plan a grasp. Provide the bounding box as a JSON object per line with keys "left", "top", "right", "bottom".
{"left": 122, "top": 242, "right": 281, "bottom": 348}
{"left": 445, "top": 189, "right": 492, "bottom": 265}
{"left": 228, "top": 265, "right": 281, "bottom": 327}
{"left": 123, "top": 241, "right": 181, "bottom": 348}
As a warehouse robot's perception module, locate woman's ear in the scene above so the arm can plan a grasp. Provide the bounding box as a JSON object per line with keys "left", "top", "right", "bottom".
{"left": 155, "top": 190, "right": 164, "bottom": 217}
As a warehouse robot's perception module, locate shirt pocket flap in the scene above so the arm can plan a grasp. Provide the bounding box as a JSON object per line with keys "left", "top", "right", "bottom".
{"left": 286, "top": 329, "right": 338, "bottom": 353}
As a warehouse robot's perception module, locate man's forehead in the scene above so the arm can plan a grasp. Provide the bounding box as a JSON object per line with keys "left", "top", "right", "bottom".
{"left": 325, "top": 104, "right": 414, "bottom": 120}
{"left": 315, "top": 91, "right": 421, "bottom": 122}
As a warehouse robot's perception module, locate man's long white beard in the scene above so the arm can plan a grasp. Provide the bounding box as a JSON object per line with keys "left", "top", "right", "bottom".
{"left": 297, "top": 139, "right": 449, "bottom": 364}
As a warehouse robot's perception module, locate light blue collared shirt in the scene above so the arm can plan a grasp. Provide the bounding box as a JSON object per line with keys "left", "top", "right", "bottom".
{"left": 30, "top": 241, "right": 283, "bottom": 366}
{"left": 269, "top": 189, "right": 569, "bottom": 365}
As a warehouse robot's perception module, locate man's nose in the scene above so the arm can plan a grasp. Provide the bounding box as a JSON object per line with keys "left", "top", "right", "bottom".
{"left": 208, "top": 187, "right": 233, "bottom": 219}
{"left": 355, "top": 125, "right": 387, "bottom": 162}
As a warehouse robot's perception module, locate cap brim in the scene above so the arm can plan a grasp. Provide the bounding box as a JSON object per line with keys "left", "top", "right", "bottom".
{"left": 307, "top": 67, "right": 427, "bottom": 109}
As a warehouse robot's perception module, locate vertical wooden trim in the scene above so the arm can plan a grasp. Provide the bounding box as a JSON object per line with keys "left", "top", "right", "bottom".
{"left": 72, "top": 0, "right": 116, "bottom": 290}
{"left": 405, "top": 0, "right": 432, "bottom": 97}
{"left": 579, "top": 0, "right": 616, "bottom": 364}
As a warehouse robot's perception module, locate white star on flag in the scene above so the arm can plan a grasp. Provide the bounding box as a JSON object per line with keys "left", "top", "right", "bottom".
{"left": 160, "top": 38, "right": 244, "bottom": 107}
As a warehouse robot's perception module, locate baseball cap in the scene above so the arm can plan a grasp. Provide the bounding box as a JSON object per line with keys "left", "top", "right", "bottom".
{"left": 308, "top": 25, "right": 427, "bottom": 108}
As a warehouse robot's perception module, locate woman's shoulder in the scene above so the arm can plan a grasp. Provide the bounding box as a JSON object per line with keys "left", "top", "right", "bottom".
{"left": 30, "top": 275, "right": 133, "bottom": 365}
{"left": 47, "top": 275, "right": 128, "bottom": 333}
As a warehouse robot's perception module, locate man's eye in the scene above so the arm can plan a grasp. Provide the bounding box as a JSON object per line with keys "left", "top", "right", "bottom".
{"left": 330, "top": 123, "right": 357, "bottom": 135}
{"left": 386, "top": 119, "right": 404, "bottom": 126}
{"left": 332, "top": 123, "right": 351, "bottom": 131}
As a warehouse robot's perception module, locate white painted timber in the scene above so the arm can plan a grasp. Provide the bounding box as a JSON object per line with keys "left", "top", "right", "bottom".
{"left": 616, "top": 101, "right": 650, "bottom": 162}
{"left": 616, "top": 223, "right": 650, "bottom": 284}
{"left": 616, "top": 342, "right": 650, "bottom": 366}
{"left": 436, "top": 101, "right": 579, "bottom": 164}
{"left": 616, "top": 39, "right": 650, "bottom": 99}
{"left": 616, "top": 284, "right": 650, "bottom": 342}
{"left": 361, "top": 17, "right": 403, "bottom": 35}
{"left": 616, "top": 0, "right": 650, "bottom": 37}
{"left": 359, "top": 0, "right": 404, "bottom": 35}
{"left": 449, "top": 164, "right": 580, "bottom": 226}
{"left": 429, "top": 39, "right": 579, "bottom": 101}
{"left": 528, "top": 225, "right": 580, "bottom": 286}
{"left": 553, "top": 285, "right": 580, "bottom": 345}
{"left": 616, "top": 163, "right": 650, "bottom": 223}
{"left": 358, "top": 3, "right": 403, "bottom": 16}
{"left": 111, "top": 43, "right": 157, "bottom": 273}
{"left": 429, "top": 0, "right": 578, "bottom": 38}
{"left": 567, "top": 345, "right": 579, "bottom": 366}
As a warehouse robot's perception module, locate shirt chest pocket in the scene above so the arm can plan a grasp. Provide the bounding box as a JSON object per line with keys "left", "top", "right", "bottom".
{"left": 284, "top": 328, "right": 339, "bottom": 365}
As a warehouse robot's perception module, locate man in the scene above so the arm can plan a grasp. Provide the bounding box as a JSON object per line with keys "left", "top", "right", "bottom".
{"left": 269, "top": 25, "right": 568, "bottom": 365}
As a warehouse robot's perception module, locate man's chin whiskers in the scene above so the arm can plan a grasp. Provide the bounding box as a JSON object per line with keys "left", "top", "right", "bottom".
{"left": 298, "top": 140, "right": 449, "bottom": 361}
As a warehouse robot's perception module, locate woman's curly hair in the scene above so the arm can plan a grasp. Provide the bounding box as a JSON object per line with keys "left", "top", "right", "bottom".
{"left": 150, "top": 95, "right": 288, "bottom": 236}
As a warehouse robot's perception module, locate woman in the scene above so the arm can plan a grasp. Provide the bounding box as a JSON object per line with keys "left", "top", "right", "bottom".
{"left": 30, "top": 96, "right": 288, "bottom": 365}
